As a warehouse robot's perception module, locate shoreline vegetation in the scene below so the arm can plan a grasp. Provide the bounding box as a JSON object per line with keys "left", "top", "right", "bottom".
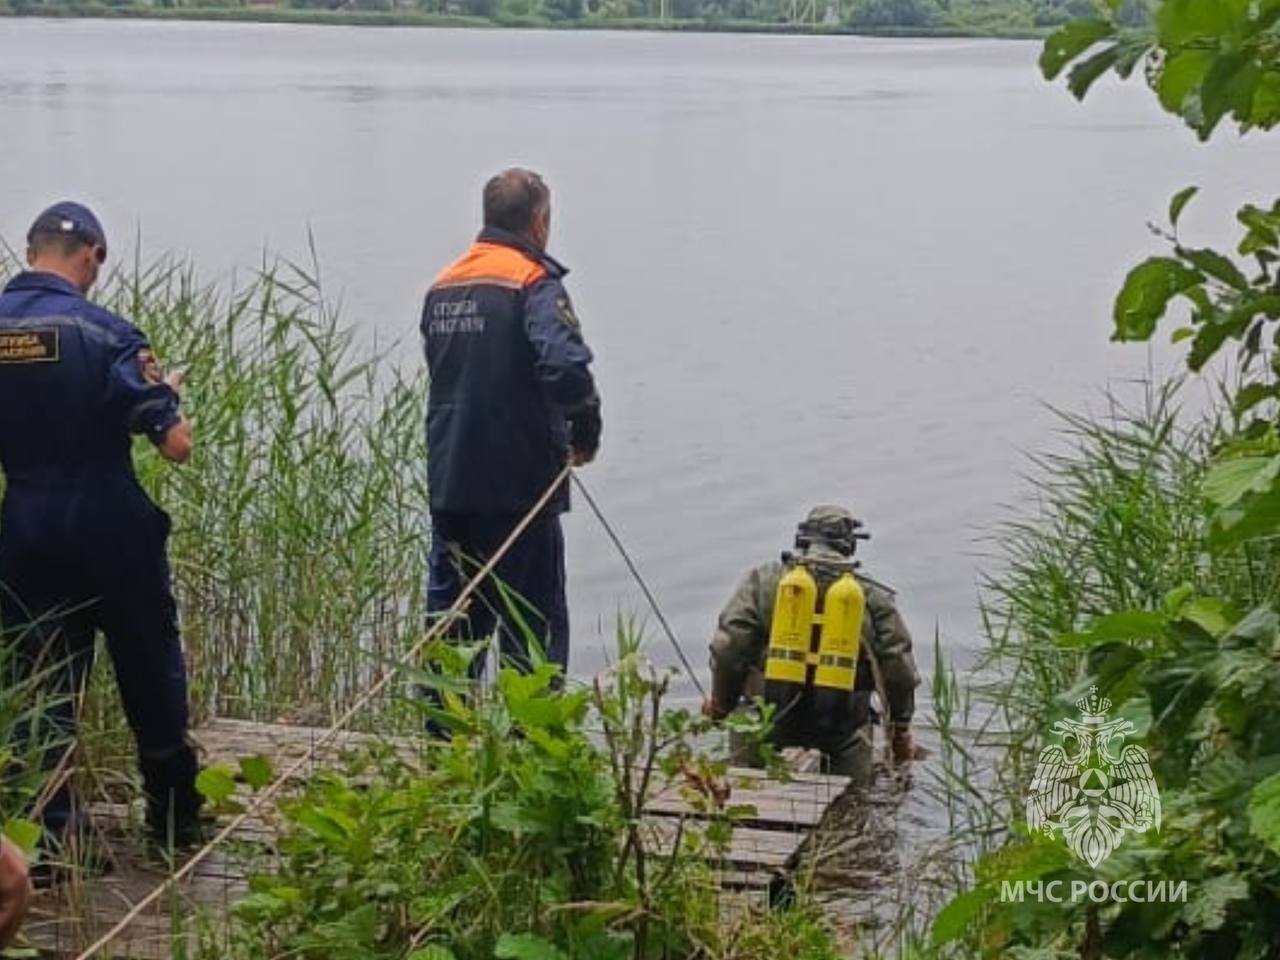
{"left": 0, "top": 0, "right": 1139, "bottom": 40}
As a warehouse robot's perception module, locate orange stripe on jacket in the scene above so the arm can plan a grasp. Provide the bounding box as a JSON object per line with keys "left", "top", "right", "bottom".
{"left": 432, "top": 242, "right": 547, "bottom": 291}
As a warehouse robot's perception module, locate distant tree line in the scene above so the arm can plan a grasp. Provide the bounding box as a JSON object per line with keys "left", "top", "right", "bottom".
{"left": 1, "top": 0, "right": 1149, "bottom": 34}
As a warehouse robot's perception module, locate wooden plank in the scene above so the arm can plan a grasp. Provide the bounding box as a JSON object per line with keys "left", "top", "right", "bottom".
{"left": 23, "top": 718, "right": 853, "bottom": 957}
{"left": 645, "top": 790, "right": 828, "bottom": 829}
{"left": 643, "top": 819, "right": 803, "bottom": 870}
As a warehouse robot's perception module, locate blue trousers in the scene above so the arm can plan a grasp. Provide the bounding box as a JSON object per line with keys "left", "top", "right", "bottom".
{"left": 0, "top": 480, "right": 200, "bottom": 837}
{"left": 427, "top": 511, "right": 569, "bottom": 676}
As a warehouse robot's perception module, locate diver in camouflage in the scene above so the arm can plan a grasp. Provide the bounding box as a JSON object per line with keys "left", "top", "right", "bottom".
{"left": 703, "top": 505, "right": 921, "bottom": 782}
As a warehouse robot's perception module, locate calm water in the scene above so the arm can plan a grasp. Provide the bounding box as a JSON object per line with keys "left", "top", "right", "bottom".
{"left": 2, "top": 20, "right": 1277, "bottom": 709}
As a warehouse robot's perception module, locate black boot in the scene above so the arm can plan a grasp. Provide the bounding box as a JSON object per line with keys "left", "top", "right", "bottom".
{"left": 140, "top": 741, "right": 206, "bottom": 849}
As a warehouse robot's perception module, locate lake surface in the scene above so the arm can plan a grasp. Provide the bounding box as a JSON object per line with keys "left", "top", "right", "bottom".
{"left": 2, "top": 19, "right": 1277, "bottom": 709}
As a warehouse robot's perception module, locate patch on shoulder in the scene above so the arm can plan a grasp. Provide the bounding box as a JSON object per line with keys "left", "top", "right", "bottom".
{"left": 0, "top": 329, "right": 59, "bottom": 364}
{"left": 555, "top": 294, "right": 581, "bottom": 332}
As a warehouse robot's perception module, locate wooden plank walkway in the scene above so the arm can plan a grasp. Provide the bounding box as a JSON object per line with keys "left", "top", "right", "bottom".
{"left": 25, "top": 718, "right": 851, "bottom": 959}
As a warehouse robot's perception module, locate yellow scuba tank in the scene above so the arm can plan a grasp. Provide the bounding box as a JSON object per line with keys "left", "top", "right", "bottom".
{"left": 763, "top": 563, "right": 817, "bottom": 708}
{"left": 813, "top": 573, "right": 865, "bottom": 692}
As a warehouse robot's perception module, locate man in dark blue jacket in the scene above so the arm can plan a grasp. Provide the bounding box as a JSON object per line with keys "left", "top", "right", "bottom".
{"left": 422, "top": 169, "right": 601, "bottom": 682}
{"left": 0, "top": 202, "right": 203, "bottom": 849}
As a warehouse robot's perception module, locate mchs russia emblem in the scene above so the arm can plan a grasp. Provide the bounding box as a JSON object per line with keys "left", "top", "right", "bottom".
{"left": 1026, "top": 686, "right": 1160, "bottom": 868}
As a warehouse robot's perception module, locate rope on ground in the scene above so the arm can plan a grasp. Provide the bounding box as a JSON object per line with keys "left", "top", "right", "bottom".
{"left": 571, "top": 472, "right": 706, "bottom": 699}
{"left": 72, "top": 463, "right": 574, "bottom": 960}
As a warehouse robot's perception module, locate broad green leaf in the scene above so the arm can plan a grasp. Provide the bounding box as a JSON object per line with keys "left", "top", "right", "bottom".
{"left": 1250, "top": 770, "right": 1280, "bottom": 855}
{"left": 1210, "top": 489, "right": 1280, "bottom": 548}
{"left": 1068, "top": 44, "right": 1122, "bottom": 101}
{"left": 1180, "top": 598, "right": 1233, "bottom": 637}
{"left": 1058, "top": 610, "right": 1167, "bottom": 647}
{"left": 566, "top": 932, "right": 632, "bottom": 960}
{"left": 195, "top": 765, "right": 238, "bottom": 805}
{"left": 1253, "top": 71, "right": 1280, "bottom": 128}
{"left": 408, "top": 947, "right": 458, "bottom": 960}
{"left": 1040, "top": 19, "right": 1115, "bottom": 80}
{"left": 1113, "top": 37, "right": 1152, "bottom": 80}
{"left": 494, "top": 933, "right": 570, "bottom": 960}
{"left": 1169, "top": 185, "right": 1199, "bottom": 227}
{"left": 1202, "top": 456, "right": 1280, "bottom": 507}
{"left": 1178, "top": 247, "right": 1248, "bottom": 290}
{"left": 293, "top": 806, "right": 355, "bottom": 848}
{"left": 1189, "top": 296, "right": 1280, "bottom": 370}
{"left": 1182, "top": 874, "right": 1251, "bottom": 931}
{"left": 1233, "top": 382, "right": 1278, "bottom": 416}
{"left": 931, "top": 887, "right": 990, "bottom": 945}
{"left": 1158, "top": 51, "right": 1215, "bottom": 114}
{"left": 2, "top": 819, "right": 41, "bottom": 856}
{"left": 490, "top": 800, "right": 547, "bottom": 835}
{"left": 1188, "top": 316, "right": 1240, "bottom": 370}
{"left": 1199, "top": 54, "right": 1259, "bottom": 139}
{"left": 1238, "top": 204, "right": 1280, "bottom": 251}
{"left": 1113, "top": 257, "right": 1203, "bottom": 341}
{"left": 238, "top": 754, "right": 274, "bottom": 792}
{"left": 1157, "top": 0, "right": 1238, "bottom": 46}
{"left": 1087, "top": 642, "right": 1148, "bottom": 706}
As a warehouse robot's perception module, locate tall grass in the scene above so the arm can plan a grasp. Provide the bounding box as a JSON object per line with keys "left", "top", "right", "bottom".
{"left": 872, "top": 381, "right": 1249, "bottom": 952}
{"left": 0, "top": 251, "right": 429, "bottom": 724}
{"left": 972, "top": 380, "right": 1244, "bottom": 793}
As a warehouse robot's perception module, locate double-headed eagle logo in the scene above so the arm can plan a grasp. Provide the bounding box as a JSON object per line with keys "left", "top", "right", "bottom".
{"left": 1026, "top": 686, "right": 1160, "bottom": 867}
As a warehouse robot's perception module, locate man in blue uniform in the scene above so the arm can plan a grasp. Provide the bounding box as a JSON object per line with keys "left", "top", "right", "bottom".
{"left": 422, "top": 169, "right": 601, "bottom": 682}
{"left": 0, "top": 202, "right": 203, "bottom": 848}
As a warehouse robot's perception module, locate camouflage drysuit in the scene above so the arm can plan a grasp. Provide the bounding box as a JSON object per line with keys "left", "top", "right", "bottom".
{"left": 708, "top": 506, "right": 920, "bottom": 782}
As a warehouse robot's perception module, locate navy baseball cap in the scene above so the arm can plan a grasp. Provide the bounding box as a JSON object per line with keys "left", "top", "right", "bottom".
{"left": 27, "top": 201, "right": 108, "bottom": 259}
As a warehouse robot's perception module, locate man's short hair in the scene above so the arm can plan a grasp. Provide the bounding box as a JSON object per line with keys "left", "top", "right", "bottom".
{"left": 483, "top": 168, "right": 550, "bottom": 235}
{"left": 26, "top": 202, "right": 108, "bottom": 261}
{"left": 27, "top": 229, "right": 90, "bottom": 260}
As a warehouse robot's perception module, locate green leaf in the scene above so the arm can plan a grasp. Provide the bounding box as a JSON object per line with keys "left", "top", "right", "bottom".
{"left": 1179, "top": 598, "right": 1234, "bottom": 638}
{"left": 490, "top": 801, "right": 547, "bottom": 835}
{"left": 1210, "top": 489, "right": 1280, "bottom": 548}
{"left": 195, "top": 765, "right": 238, "bottom": 805}
{"left": 1188, "top": 316, "right": 1240, "bottom": 370}
{"left": 409, "top": 947, "right": 458, "bottom": 960}
{"left": 1091, "top": 610, "right": 1168, "bottom": 639}
{"left": 2, "top": 819, "right": 41, "bottom": 856}
{"left": 1059, "top": 610, "right": 1168, "bottom": 647}
{"left": 1158, "top": 51, "right": 1215, "bottom": 114}
{"left": 1068, "top": 44, "right": 1122, "bottom": 101}
{"left": 1112, "top": 37, "right": 1151, "bottom": 80}
{"left": 1157, "top": 0, "right": 1237, "bottom": 46}
{"left": 1252, "top": 71, "right": 1280, "bottom": 129}
{"left": 238, "top": 755, "right": 274, "bottom": 792}
{"left": 1178, "top": 247, "right": 1248, "bottom": 290}
{"left": 1040, "top": 19, "right": 1115, "bottom": 80}
{"left": 931, "top": 887, "right": 990, "bottom": 945}
{"left": 1238, "top": 204, "right": 1280, "bottom": 252}
{"left": 1168, "top": 185, "right": 1199, "bottom": 227}
{"left": 1087, "top": 642, "right": 1148, "bottom": 706}
{"left": 1248, "top": 770, "right": 1280, "bottom": 855}
{"left": 293, "top": 807, "right": 355, "bottom": 848}
{"left": 1203, "top": 456, "right": 1280, "bottom": 507}
{"left": 1182, "top": 874, "right": 1251, "bottom": 931}
{"left": 1199, "top": 53, "right": 1259, "bottom": 139}
{"left": 494, "top": 933, "right": 570, "bottom": 960}
{"left": 1113, "top": 257, "right": 1203, "bottom": 341}
{"left": 1233, "top": 382, "right": 1278, "bottom": 416}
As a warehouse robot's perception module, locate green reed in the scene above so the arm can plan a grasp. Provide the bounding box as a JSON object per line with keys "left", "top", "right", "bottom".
{"left": 871, "top": 380, "right": 1250, "bottom": 954}
{"left": 0, "top": 250, "right": 429, "bottom": 725}
{"left": 972, "top": 380, "right": 1247, "bottom": 789}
